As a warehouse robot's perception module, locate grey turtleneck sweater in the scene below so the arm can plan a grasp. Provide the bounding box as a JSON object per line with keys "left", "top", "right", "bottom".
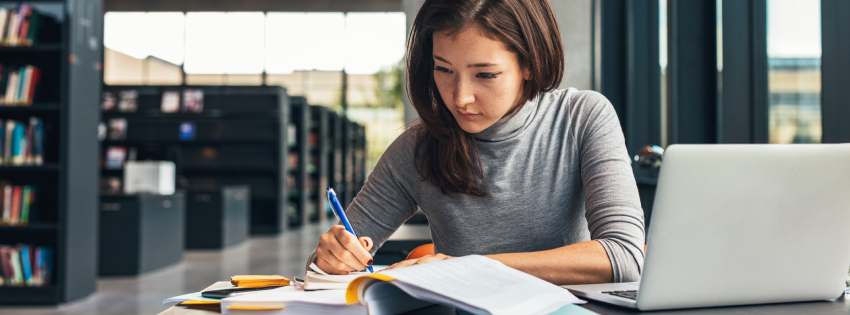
{"left": 341, "top": 88, "right": 645, "bottom": 282}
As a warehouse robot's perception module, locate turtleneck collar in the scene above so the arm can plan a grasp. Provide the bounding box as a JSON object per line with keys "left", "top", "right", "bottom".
{"left": 471, "top": 95, "right": 540, "bottom": 142}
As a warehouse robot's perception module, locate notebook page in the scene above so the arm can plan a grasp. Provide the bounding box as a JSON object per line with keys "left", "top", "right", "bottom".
{"left": 377, "top": 255, "right": 583, "bottom": 315}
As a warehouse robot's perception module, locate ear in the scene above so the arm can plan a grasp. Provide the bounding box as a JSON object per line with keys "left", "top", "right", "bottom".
{"left": 522, "top": 67, "right": 531, "bottom": 80}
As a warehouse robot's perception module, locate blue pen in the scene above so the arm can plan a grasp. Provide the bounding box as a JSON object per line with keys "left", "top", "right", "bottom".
{"left": 327, "top": 187, "right": 374, "bottom": 273}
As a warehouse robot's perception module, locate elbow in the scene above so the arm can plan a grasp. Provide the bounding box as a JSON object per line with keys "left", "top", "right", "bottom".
{"left": 598, "top": 238, "right": 645, "bottom": 283}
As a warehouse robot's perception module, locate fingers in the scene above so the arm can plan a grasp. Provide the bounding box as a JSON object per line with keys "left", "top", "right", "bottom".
{"left": 316, "top": 226, "right": 367, "bottom": 274}
{"left": 316, "top": 249, "right": 353, "bottom": 275}
{"left": 416, "top": 253, "right": 449, "bottom": 264}
{"left": 388, "top": 254, "right": 452, "bottom": 270}
{"left": 389, "top": 258, "right": 419, "bottom": 270}
{"left": 359, "top": 237, "right": 374, "bottom": 251}
{"left": 333, "top": 227, "right": 373, "bottom": 267}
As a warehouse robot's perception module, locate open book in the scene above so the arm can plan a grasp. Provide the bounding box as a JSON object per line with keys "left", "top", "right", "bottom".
{"left": 347, "top": 255, "right": 585, "bottom": 315}
{"left": 222, "top": 255, "right": 586, "bottom": 315}
{"left": 303, "top": 264, "right": 387, "bottom": 291}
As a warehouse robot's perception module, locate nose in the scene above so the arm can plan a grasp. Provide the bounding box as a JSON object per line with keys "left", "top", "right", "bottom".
{"left": 452, "top": 77, "right": 475, "bottom": 110}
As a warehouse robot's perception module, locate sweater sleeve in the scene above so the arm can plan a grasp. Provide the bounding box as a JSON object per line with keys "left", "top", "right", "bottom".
{"left": 575, "top": 91, "right": 646, "bottom": 282}
{"left": 306, "top": 128, "right": 420, "bottom": 269}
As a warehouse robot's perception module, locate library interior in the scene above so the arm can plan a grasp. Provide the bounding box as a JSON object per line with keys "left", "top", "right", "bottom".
{"left": 0, "top": 0, "right": 848, "bottom": 315}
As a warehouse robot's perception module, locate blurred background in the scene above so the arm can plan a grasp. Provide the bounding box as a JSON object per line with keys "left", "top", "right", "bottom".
{"left": 0, "top": 0, "right": 847, "bottom": 314}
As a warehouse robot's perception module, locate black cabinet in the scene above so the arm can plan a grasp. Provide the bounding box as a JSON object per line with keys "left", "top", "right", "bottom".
{"left": 98, "top": 193, "right": 185, "bottom": 276}
{"left": 185, "top": 186, "right": 250, "bottom": 249}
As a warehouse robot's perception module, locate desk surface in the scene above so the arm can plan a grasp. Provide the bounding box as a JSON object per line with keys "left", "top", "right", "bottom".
{"left": 159, "top": 282, "right": 850, "bottom": 315}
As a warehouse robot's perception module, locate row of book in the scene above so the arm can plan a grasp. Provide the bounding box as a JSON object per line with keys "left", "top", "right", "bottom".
{"left": 0, "top": 118, "right": 44, "bottom": 166}
{"left": 0, "top": 5, "right": 43, "bottom": 47}
{"left": 1, "top": 65, "right": 40, "bottom": 105}
{"left": 0, "top": 183, "right": 35, "bottom": 226}
{"left": 102, "top": 89, "right": 205, "bottom": 113}
{"left": 0, "top": 244, "right": 51, "bottom": 287}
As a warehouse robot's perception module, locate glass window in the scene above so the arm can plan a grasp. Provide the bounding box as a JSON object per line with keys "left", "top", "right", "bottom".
{"left": 265, "top": 12, "right": 346, "bottom": 74}
{"left": 185, "top": 12, "right": 265, "bottom": 75}
{"left": 767, "top": 0, "right": 821, "bottom": 143}
{"left": 104, "top": 12, "right": 184, "bottom": 85}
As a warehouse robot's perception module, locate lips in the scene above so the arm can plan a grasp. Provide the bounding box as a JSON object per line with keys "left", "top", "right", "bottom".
{"left": 457, "top": 111, "right": 481, "bottom": 119}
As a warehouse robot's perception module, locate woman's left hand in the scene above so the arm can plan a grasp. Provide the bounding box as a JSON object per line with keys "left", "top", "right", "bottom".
{"left": 389, "top": 253, "right": 453, "bottom": 269}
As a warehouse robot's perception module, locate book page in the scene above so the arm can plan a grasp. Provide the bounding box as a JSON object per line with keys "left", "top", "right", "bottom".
{"left": 376, "top": 255, "right": 584, "bottom": 315}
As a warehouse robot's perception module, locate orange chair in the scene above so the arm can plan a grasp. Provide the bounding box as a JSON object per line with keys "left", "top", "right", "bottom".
{"left": 405, "top": 243, "right": 435, "bottom": 260}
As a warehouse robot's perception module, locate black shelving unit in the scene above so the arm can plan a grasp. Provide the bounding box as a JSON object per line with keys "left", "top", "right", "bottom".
{"left": 287, "top": 96, "right": 308, "bottom": 228}
{"left": 0, "top": 0, "right": 101, "bottom": 305}
{"left": 308, "top": 105, "right": 329, "bottom": 225}
{"left": 325, "top": 111, "right": 343, "bottom": 220}
{"left": 340, "top": 118, "right": 367, "bottom": 207}
{"left": 354, "top": 124, "right": 367, "bottom": 192}
{"left": 98, "top": 85, "right": 290, "bottom": 235}
{"left": 339, "top": 117, "right": 353, "bottom": 207}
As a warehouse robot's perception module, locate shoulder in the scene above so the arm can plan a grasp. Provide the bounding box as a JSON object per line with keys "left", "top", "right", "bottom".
{"left": 537, "top": 88, "right": 618, "bottom": 128}
{"left": 375, "top": 124, "right": 422, "bottom": 174}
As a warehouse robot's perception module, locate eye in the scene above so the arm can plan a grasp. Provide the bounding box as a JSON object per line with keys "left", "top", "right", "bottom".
{"left": 434, "top": 66, "right": 453, "bottom": 74}
{"left": 476, "top": 72, "right": 502, "bottom": 79}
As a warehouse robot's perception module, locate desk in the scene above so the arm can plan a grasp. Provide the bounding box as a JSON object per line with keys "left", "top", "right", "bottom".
{"left": 158, "top": 282, "right": 850, "bottom": 315}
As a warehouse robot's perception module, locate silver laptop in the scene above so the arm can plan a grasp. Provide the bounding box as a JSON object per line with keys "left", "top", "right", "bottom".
{"left": 564, "top": 144, "right": 850, "bottom": 311}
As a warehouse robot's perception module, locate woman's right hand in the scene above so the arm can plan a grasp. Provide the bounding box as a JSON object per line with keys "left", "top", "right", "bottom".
{"left": 315, "top": 225, "right": 374, "bottom": 274}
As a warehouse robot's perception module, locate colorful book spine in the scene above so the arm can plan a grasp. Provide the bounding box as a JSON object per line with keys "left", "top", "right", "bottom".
{"left": 0, "top": 5, "right": 38, "bottom": 46}
{"left": 0, "top": 65, "right": 40, "bottom": 105}
{"left": 0, "top": 118, "right": 43, "bottom": 165}
{"left": 0, "top": 183, "right": 36, "bottom": 226}
{"left": 0, "top": 245, "right": 51, "bottom": 287}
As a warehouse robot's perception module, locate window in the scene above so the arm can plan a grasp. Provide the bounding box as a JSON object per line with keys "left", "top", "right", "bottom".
{"left": 767, "top": 0, "right": 821, "bottom": 143}
{"left": 104, "top": 12, "right": 184, "bottom": 84}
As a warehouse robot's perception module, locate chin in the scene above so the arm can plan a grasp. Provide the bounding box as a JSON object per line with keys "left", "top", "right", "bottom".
{"left": 456, "top": 121, "right": 490, "bottom": 134}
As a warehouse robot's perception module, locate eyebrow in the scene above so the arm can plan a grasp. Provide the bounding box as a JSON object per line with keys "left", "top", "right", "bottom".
{"left": 434, "top": 55, "right": 499, "bottom": 68}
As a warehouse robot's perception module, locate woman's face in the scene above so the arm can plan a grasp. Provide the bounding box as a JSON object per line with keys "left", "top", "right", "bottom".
{"left": 432, "top": 24, "right": 529, "bottom": 134}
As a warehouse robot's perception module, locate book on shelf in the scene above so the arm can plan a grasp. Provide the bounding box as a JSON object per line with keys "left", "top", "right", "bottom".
{"left": 0, "top": 244, "right": 52, "bottom": 287}
{"left": 307, "top": 132, "right": 318, "bottom": 146}
{"left": 118, "top": 90, "right": 138, "bottom": 112}
{"left": 161, "top": 90, "right": 180, "bottom": 113}
{"left": 104, "top": 146, "right": 127, "bottom": 170}
{"left": 287, "top": 125, "right": 296, "bottom": 146}
{"left": 100, "top": 176, "right": 122, "bottom": 195}
{"left": 107, "top": 118, "right": 126, "bottom": 140}
{"left": 0, "top": 65, "right": 40, "bottom": 105}
{"left": 179, "top": 122, "right": 195, "bottom": 140}
{"left": 288, "top": 155, "right": 298, "bottom": 169}
{"left": 182, "top": 89, "right": 203, "bottom": 113}
{"left": 0, "top": 4, "right": 44, "bottom": 47}
{"left": 101, "top": 91, "right": 116, "bottom": 111}
{"left": 0, "top": 183, "right": 35, "bottom": 225}
{"left": 0, "top": 117, "right": 43, "bottom": 166}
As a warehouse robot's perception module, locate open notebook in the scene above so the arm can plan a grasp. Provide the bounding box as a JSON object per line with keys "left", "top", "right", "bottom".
{"left": 223, "top": 255, "right": 586, "bottom": 315}
{"left": 303, "top": 264, "right": 388, "bottom": 290}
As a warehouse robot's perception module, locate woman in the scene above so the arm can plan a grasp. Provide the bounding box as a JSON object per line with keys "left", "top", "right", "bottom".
{"left": 311, "top": 0, "right": 645, "bottom": 285}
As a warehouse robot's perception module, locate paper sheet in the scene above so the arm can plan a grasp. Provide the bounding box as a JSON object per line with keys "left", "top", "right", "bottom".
{"left": 376, "top": 255, "right": 585, "bottom": 315}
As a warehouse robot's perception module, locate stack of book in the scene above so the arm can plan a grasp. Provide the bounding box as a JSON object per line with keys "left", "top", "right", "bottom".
{"left": 0, "top": 65, "right": 40, "bottom": 105}
{"left": 0, "top": 244, "right": 51, "bottom": 287}
{"left": 0, "top": 118, "right": 44, "bottom": 166}
{"left": 0, "top": 4, "right": 43, "bottom": 46}
{"left": 0, "top": 183, "right": 35, "bottom": 225}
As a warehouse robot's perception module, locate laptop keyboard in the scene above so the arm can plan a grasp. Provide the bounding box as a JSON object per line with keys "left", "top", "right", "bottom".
{"left": 602, "top": 290, "right": 638, "bottom": 300}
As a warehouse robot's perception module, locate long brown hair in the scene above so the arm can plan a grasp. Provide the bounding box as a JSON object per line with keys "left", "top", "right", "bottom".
{"left": 407, "top": 0, "right": 564, "bottom": 196}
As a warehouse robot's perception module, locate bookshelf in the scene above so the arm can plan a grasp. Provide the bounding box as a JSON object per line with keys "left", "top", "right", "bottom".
{"left": 0, "top": 0, "right": 101, "bottom": 305}
{"left": 340, "top": 117, "right": 367, "bottom": 207}
{"left": 308, "top": 105, "right": 329, "bottom": 225}
{"left": 287, "top": 96, "right": 308, "bottom": 228}
{"left": 353, "top": 124, "right": 367, "bottom": 193}
{"left": 99, "top": 85, "right": 290, "bottom": 235}
{"left": 325, "top": 111, "right": 342, "bottom": 220}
